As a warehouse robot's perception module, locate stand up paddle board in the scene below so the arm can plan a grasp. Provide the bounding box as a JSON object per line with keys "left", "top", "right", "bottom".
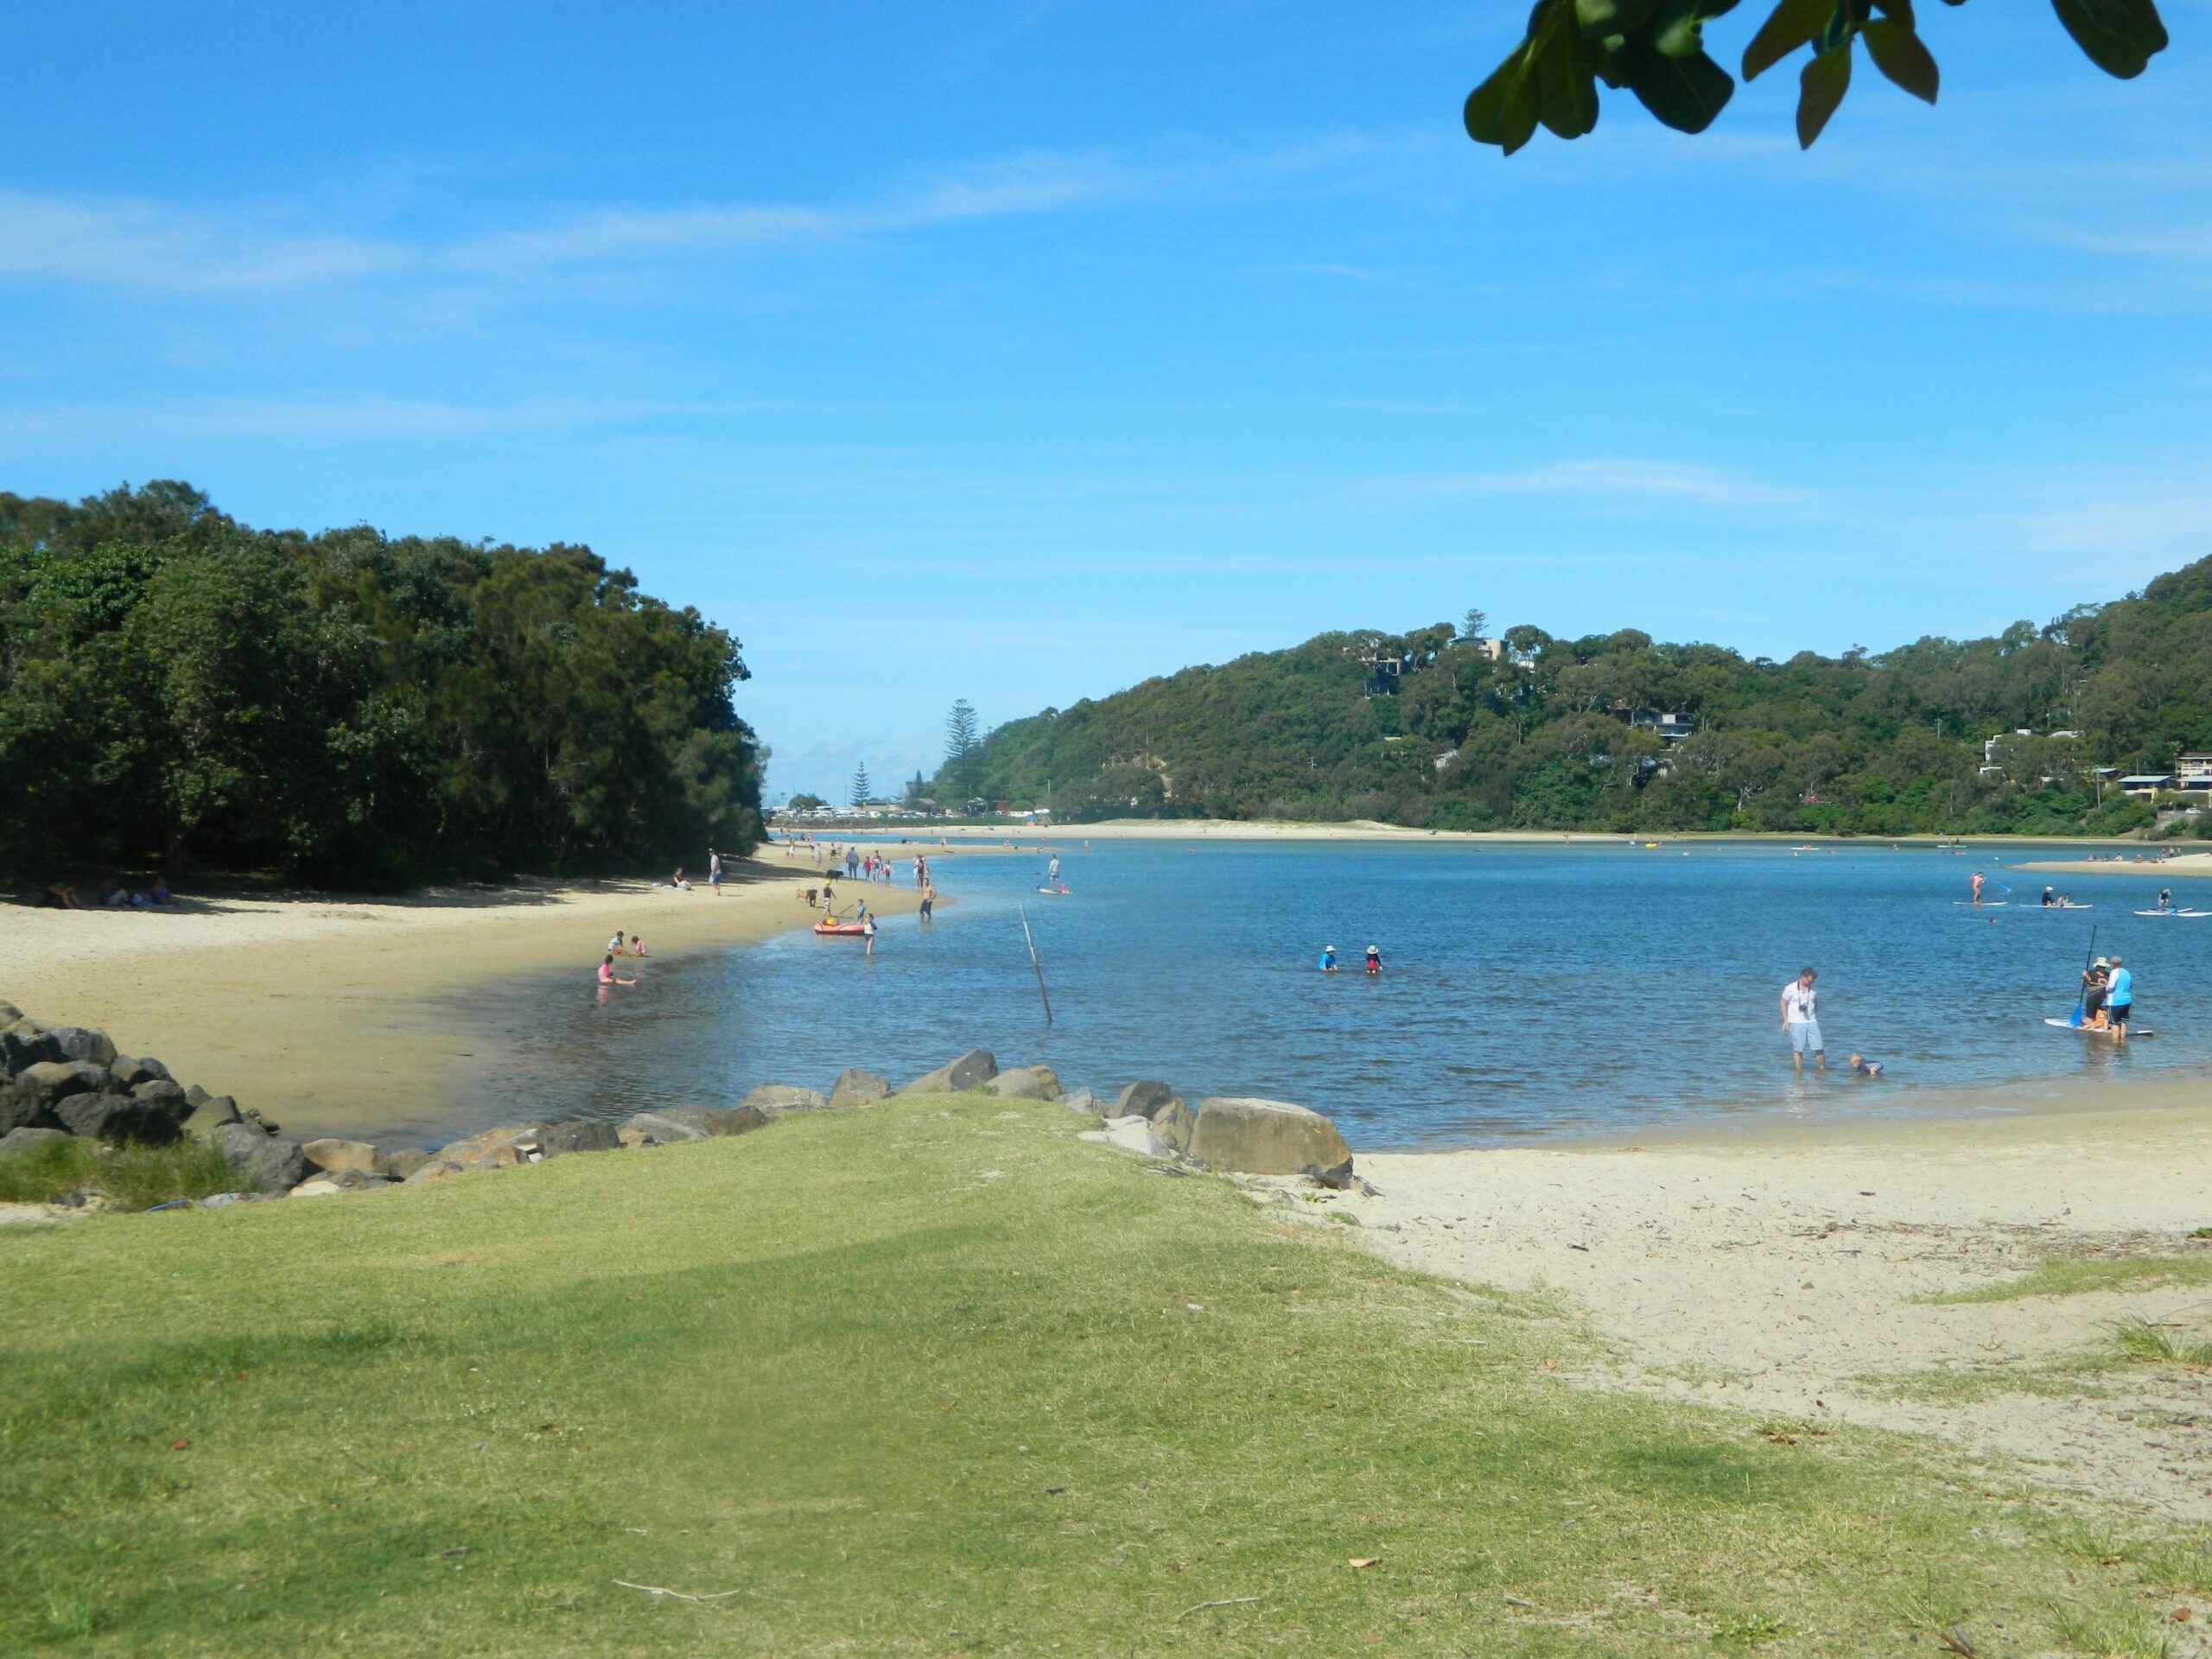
{"left": 2134, "top": 909, "right": 2211, "bottom": 918}
{"left": 1953, "top": 901, "right": 2008, "bottom": 907}
{"left": 2044, "top": 1018, "right": 2155, "bottom": 1038}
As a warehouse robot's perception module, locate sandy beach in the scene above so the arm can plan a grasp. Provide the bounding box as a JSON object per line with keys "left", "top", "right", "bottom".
{"left": 5, "top": 842, "right": 934, "bottom": 1141}
{"left": 1317, "top": 1084, "right": 2212, "bottom": 1519}
{"left": 2021, "top": 850, "right": 2212, "bottom": 880}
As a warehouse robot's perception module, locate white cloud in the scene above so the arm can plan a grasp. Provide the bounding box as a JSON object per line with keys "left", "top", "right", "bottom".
{"left": 0, "top": 189, "right": 406, "bottom": 290}
{"left": 1385, "top": 457, "right": 1814, "bottom": 509}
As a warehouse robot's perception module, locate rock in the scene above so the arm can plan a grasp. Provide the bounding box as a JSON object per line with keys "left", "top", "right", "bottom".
{"left": 15, "top": 1059, "right": 111, "bottom": 1104}
{"left": 293, "top": 1168, "right": 392, "bottom": 1195}
{"left": 197, "top": 1192, "right": 260, "bottom": 1209}
{"left": 0, "top": 1001, "right": 19, "bottom": 1024}
{"left": 899, "top": 1049, "right": 999, "bottom": 1096}
{"left": 380, "top": 1148, "right": 433, "bottom": 1181}
{"left": 1114, "top": 1080, "right": 1177, "bottom": 1120}
{"left": 0, "top": 1126, "right": 71, "bottom": 1157}
{"left": 618, "top": 1112, "right": 709, "bottom": 1148}
{"left": 0, "top": 1081, "right": 60, "bottom": 1135}
{"left": 181, "top": 1095, "right": 243, "bottom": 1140}
{"left": 289, "top": 1178, "right": 346, "bottom": 1198}
{"left": 1152, "top": 1097, "right": 1196, "bottom": 1154}
{"left": 301, "top": 1138, "right": 384, "bottom": 1177}
{"left": 110, "top": 1055, "right": 173, "bottom": 1090}
{"left": 828, "top": 1068, "right": 892, "bottom": 1109}
{"left": 240, "top": 1107, "right": 283, "bottom": 1135}
{"left": 647, "top": 1105, "right": 766, "bottom": 1139}
{"left": 45, "top": 1026, "right": 118, "bottom": 1068}
{"left": 986, "top": 1065, "right": 1063, "bottom": 1102}
{"left": 528, "top": 1118, "right": 624, "bottom": 1156}
{"left": 55, "top": 1090, "right": 180, "bottom": 1145}
{"left": 0, "top": 1020, "right": 60, "bottom": 1073}
{"left": 131, "top": 1079, "right": 192, "bottom": 1123}
{"left": 1055, "top": 1088, "right": 1101, "bottom": 1117}
{"left": 739, "top": 1085, "right": 829, "bottom": 1119}
{"left": 433, "top": 1122, "right": 546, "bottom": 1170}
{"left": 1186, "top": 1097, "right": 1353, "bottom": 1177}
{"left": 1301, "top": 1157, "right": 1356, "bottom": 1192}
{"left": 404, "top": 1160, "right": 465, "bottom": 1185}
{"left": 1078, "top": 1116, "right": 1173, "bottom": 1159}
{"left": 212, "top": 1122, "right": 309, "bottom": 1192}
{"left": 183, "top": 1083, "right": 210, "bottom": 1107}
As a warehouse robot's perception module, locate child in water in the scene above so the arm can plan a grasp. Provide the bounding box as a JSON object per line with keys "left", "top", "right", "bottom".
{"left": 1319, "top": 944, "right": 1338, "bottom": 972}
{"left": 1847, "top": 1054, "right": 1883, "bottom": 1077}
{"left": 1363, "top": 944, "right": 1382, "bottom": 976}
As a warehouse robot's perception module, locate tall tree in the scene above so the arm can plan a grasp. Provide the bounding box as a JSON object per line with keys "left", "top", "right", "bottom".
{"left": 850, "top": 761, "right": 872, "bottom": 806}
{"left": 1461, "top": 607, "right": 1490, "bottom": 642}
{"left": 1465, "top": 0, "right": 2170, "bottom": 156}
{"left": 944, "top": 699, "right": 981, "bottom": 798}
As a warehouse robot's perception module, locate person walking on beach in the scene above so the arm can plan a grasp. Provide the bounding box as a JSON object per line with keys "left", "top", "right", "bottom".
{"left": 1780, "top": 967, "right": 1824, "bottom": 1074}
{"left": 2106, "top": 954, "right": 2134, "bottom": 1041}
{"left": 709, "top": 848, "right": 722, "bottom": 895}
{"left": 846, "top": 849, "right": 860, "bottom": 880}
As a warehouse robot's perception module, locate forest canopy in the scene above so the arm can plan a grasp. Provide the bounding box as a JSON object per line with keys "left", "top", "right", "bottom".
{"left": 0, "top": 482, "right": 763, "bottom": 887}
{"left": 930, "top": 550, "right": 2212, "bottom": 839}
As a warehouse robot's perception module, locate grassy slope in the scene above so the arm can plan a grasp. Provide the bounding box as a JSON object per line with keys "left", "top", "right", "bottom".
{"left": 0, "top": 1098, "right": 2183, "bottom": 1656}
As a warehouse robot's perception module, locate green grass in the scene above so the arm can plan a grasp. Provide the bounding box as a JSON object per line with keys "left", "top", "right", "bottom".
{"left": 0, "top": 1095, "right": 2190, "bottom": 1656}
{"left": 1916, "top": 1255, "right": 2212, "bottom": 1306}
{"left": 2109, "top": 1318, "right": 2212, "bottom": 1369}
{"left": 0, "top": 1135, "right": 238, "bottom": 1210}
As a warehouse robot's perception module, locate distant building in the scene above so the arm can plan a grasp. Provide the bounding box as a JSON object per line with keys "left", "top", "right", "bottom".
{"left": 2119, "top": 774, "right": 2176, "bottom": 797}
{"left": 2176, "top": 753, "right": 2212, "bottom": 791}
{"left": 1629, "top": 710, "right": 1694, "bottom": 745}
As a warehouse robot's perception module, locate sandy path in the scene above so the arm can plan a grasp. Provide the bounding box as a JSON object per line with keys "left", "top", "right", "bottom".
{"left": 1331, "top": 1093, "right": 2212, "bottom": 1518}
{"left": 4, "top": 843, "right": 938, "bottom": 1140}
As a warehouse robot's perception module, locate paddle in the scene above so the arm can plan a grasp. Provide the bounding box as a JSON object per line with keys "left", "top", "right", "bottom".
{"left": 2070, "top": 924, "right": 2098, "bottom": 1027}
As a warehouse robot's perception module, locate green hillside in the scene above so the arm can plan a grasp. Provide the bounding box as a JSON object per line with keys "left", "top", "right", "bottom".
{"left": 936, "top": 558, "right": 2212, "bottom": 837}
{"left": 0, "top": 483, "right": 763, "bottom": 885}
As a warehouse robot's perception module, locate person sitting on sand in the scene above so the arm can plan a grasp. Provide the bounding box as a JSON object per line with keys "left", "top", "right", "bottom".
{"left": 149, "top": 874, "right": 172, "bottom": 904}
{"left": 597, "top": 954, "right": 636, "bottom": 988}
{"left": 1847, "top": 1054, "right": 1883, "bottom": 1077}
{"left": 99, "top": 876, "right": 127, "bottom": 906}
{"left": 671, "top": 868, "right": 690, "bottom": 889}
{"left": 629, "top": 935, "right": 647, "bottom": 957}
{"left": 607, "top": 930, "right": 626, "bottom": 956}
{"left": 41, "top": 880, "right": 85, "bottom": 910}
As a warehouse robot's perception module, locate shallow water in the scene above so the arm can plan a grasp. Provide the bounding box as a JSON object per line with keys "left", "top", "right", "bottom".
{"left": 442, "top": 839, "right": 2212, "bottom": 1150}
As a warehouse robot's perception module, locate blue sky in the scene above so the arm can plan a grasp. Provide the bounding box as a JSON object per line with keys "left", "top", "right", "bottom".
{"left": 3, "top": 3, "right": 2209, "bottom": 802}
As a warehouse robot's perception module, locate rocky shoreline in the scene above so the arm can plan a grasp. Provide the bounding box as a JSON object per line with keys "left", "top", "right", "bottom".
{"left": 0, "top": 1007, "right": 1357, "bottom": 1218}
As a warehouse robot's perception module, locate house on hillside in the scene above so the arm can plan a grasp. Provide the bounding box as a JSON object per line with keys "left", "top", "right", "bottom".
{"left": 2119, "top": 773, "right": 2176, "bottom": 798}
{"left": 2176, "top": 753, "right": 2212, "bottom": 791}
{"left": 1628, "top": 710, "right": 1695, "bottom": 745}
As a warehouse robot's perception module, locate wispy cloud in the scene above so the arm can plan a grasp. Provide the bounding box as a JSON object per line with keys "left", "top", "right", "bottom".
{"left": 1384, "top": 457, "right": 1814, "bottom": 509}
{"left": 0, "top": 138, "right": 1379, "bottom": 296}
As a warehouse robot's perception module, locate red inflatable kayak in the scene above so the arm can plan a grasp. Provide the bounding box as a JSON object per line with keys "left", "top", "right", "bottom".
{"left": 812, "top": 920, "right": 868, "bottom": 936}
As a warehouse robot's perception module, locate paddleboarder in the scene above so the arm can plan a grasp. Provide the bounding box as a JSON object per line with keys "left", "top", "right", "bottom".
{"left": 1970, "top": 871, "right": 1986, "bottom": 906}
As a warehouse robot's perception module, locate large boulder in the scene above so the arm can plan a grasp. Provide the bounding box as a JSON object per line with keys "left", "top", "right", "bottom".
{"left": 404, "top": 1159, "right": 465, "bottom": 1185}
{"left": 45, "top": 1027, "right": 118, "bottom": 1068}
{"left": 618, "top": 1112, "right": 709, "bottom": 1148}
{"left": 648, "top": 1105, "right": 766, "bottom": 1139}
{"left": 986, "top": 1065, "right": 1063, "bottom": 1102}
{"left": 0, "top": 1125, "right": 70, "bottom": 1157}
{"left": 181, "top": 1095, "right": 243, "bottom": 1140}
{"left": 301, "top": 1138, "right": 384, "bottom": 1177}
{"left": 828, "top": 1068, "right": 892, "bottom": 1109}
{"left": 1055, "top": 1087, "right": 1102, "bottom": 1117}
{"left": 740, "top": 1085, "right": 828, "bottom": 1119}
{"left": 433, "top": 1122, "right": 546, "bottom": 1170}
{"left": 899, "top": 1049, "right": 998, "bottom": 1096}
{"left": 132, "top": 1079, "right": 192, "bottom": 1124}
{"left": 533, "top": 1118, "right": 626, "bottom": 1156}
{"left": 57, "top": 1090, "right": 181, "bottom": 1145}
{"left": 1185, "top": 1097, "right": 1352, "bottom": 1177}
{"left": 1114, "top": 1081, "right": 1178, "bottom": 1120}
{"left": 1152, "top": 1097, "right": 1196, "bottom": 1154}
{"left": 0, "top": 1081, "right": 60, "bottom": 1135}
{"left": 14, "top": 1060, "right": 110, "bottom": 1105}
{"left": 212, "top": 1122, "right": 309, "bottom": 1192}
{"left": 1, "top": 1020, "right": 61, "bottom": 1074}
{"left": 1078, "top": 1116, "right": 1173, "bottom": 1158}
{"left": 109, "top": 1055, "right": 173, "bottom": 1090}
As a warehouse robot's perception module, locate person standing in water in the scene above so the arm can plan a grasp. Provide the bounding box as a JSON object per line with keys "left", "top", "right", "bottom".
{"left": 1780, "top": 967, "right": 1823, "bottom": 1074}
{"left": 2106, "top": 954, "right": 2134, "bottom": 1040}
{"left": 1319, "top": 944, "right": 1338, "bottom": 972}
{"left": 863, "top": 914, "right": 879, "bottom": 957}
{"left": 1363, "top": 944, "right": 1382, "bottom": 976}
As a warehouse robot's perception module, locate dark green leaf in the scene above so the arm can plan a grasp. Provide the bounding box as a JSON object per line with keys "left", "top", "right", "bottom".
{"left": 1744, "top": 0, "right": 1834, "bottom": 79}
{"left": 1465, "top": 46, "right": 1543, "bottom": 153}
{"left": 1859, "top": 17, "right": 1939, "bottom": 101}
{"left": 2050, "top": 0, "right": 2169, "bottom": 79}
{"left": 1796, "top": 41, "right": 1853, "bottom": 146}
{"left": 1536, "top": 16, "right": 1603, "bottom": 137}
{"left": 1575, "top": 0, "right": 1663, "bottom": 36}
{"left": 1618, "top": 40, "right": 1738, "bottom": 130}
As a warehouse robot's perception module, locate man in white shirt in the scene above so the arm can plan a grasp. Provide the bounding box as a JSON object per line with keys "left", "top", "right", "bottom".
{"left": 1780, "top": 967, "right": 1823, "bottom": 1074}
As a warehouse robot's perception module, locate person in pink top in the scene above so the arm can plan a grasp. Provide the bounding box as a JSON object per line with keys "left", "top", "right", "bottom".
{"left": 598, "top": 954, "right": 636, "bottom": 988}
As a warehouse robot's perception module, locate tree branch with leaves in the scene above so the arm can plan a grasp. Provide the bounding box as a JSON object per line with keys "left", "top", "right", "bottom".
{"left": 1465, "top": 0, "right": 2168, "bottom": 156}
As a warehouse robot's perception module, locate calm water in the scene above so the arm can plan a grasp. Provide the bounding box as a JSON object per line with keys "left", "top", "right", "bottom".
{"left": 441, "top": 840, "right": 2212, "bottom": 1149}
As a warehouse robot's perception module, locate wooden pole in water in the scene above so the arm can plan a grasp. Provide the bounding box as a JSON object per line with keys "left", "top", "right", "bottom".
{"left": 1019, "top": 904, "right": 1053, "bottom": 1024}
